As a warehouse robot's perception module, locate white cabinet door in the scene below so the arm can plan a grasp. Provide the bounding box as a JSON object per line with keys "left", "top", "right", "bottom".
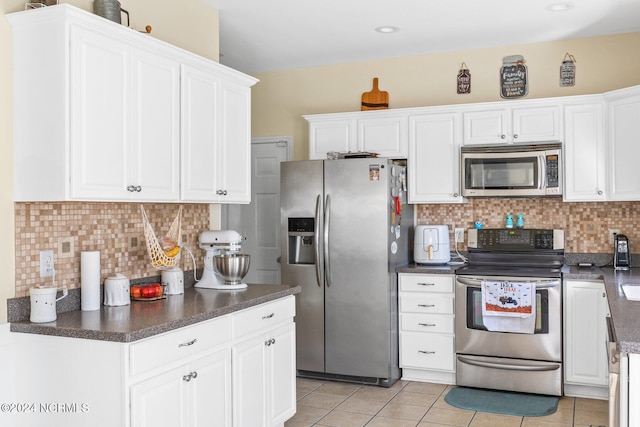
{"left": 408, "top": 113, "right": 464, "bottom": 203}
{"left": 563, "top": 102, "right": 606, "bottom": 201}
{"left": 232, "top": 322, "right": 296, "bottom": 427}
{"left": 131, "top": 365, "right": 186, "bottom": 427}
{"left": 70, "top": 25, "right": 130, "bottom": 200}
{"left": 357, "top": 116, "right": 408, "bottom": 158}
{"left": 512, "top": 105, "right": 561, "bottom": 143}
{"left": 607, "top": 87, "right": 640, "bottom": 201}
{"left": 307, "top": 119, "right": 357, "bottom": 159}
{"left": 564, "top": 280, "right": 609, "bottom": 387}
{"left": 217, "top": 80, "right": 252, "bottom": 203}
{"left": 130, "top": 48, "right": 181, "bottom": 201}
{"left": 462, "top": 109, "right": 509, "bottom": 145}
{"left": 181, "top": 64, "right": 220, "bottom": 201}
{"left": 266, "top": 323, "right": 296, "bottom": 426}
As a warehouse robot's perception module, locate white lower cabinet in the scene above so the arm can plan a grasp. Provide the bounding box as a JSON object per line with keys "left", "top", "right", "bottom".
{"left": 13, "top": 296, "right": 296, "bottom": 427}
{"left": 564, "top": 280, "right": 610, "bottom": 399}
{"left": 398, "top": 273, "right": 456, "bottom": 384}
{"left": 131, "top": 349, "right": 232, "bottom": 427}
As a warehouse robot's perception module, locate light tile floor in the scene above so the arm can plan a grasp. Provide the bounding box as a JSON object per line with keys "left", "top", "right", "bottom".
{"left": 286, "top": 377, "right": 609, "bottom": 427}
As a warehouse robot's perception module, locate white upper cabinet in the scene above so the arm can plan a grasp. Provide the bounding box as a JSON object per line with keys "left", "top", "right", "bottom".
{"left": 408, "top": 111, "right": 464, "bottom": 204}
{"left": 305, "top": 111, "right": 408, "bottom": 159}
{"left": 9, "top": 4, "right": 256, "bottom": 203}
{"left": 563, "top": 98, "right": 607, "bottom": 202}
{"left": 605, "top": 85, "right": 640, "bottom": 201}
{"left": 462, "top": 103, "right": 561, "bottom": 145}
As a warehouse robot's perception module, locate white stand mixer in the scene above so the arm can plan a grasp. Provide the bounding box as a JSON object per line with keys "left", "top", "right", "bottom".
{"left": 196, "top": 230, "right": 247, "bottom": 290}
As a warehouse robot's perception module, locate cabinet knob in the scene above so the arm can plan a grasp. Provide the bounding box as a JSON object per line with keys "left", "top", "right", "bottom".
{"left": 216, "top": 190, "right": 229, "bottom": 196}
{"left": 183, "top": 374, "right": 192, "bottom": 382}
{"left": 127, "top": 185, "right": 135, "bottom": 192}
{"left": 136, "top": 186, "right": 142, "bottom": 192}
{"left": 500, "top": 134, "right": 506, "bottom": 139}
{"left": 598, "top": 190, "right": 603, "bottom": 195}
{"left": 453, "top": 193, "right": 459, "bottom": 198}
{"left": 513, "top": 134, "right": 519, "bottom": 139}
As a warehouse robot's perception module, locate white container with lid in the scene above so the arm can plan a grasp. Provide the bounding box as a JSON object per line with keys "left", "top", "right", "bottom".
{"left": 104, "top": 273, "right": 130, "bottom": 306}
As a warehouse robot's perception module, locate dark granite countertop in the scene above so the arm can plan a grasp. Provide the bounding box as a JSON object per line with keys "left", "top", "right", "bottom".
{"left": 396, "top": 262, "right": 465, "bottom": 274}
{"left": 10, "top": 284, "right": 300, "bottom": 343}
{"left": 563, "top": 266, "right": 640, "bottom": 354}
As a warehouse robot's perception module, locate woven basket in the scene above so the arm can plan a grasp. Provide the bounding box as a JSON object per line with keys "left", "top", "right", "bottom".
{"left": 141, "top": 205, "right": 182, "bottom": 270}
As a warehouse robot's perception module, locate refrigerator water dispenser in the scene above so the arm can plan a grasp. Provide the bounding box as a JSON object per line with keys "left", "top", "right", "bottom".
{"left": 288, "top": 218, "right": 315, "bottom": 264}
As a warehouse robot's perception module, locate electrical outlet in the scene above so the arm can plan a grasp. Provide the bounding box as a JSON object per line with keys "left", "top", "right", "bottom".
{"left": 609, "top": 229, "right": 621, "bottom": 245}
{"left": 455, "top": 228, "right": 465, "bottom": 243}
{"left": 40, "top": 249, "right": 54, "bottom": 278}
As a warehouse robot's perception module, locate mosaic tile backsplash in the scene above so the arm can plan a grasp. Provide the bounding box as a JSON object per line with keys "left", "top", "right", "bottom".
{"left": 13, "top": 199, "right": 640, "bottom": 297}
{"left": 417, "top": 198, "right": 640, "bottom": 255}
{"left": 14, "top": 203, "right": 210, "bottom": 297}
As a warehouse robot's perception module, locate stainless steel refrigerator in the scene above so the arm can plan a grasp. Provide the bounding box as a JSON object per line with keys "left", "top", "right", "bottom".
{"left": 280, "top": 158, "right": 413, "bottom": 386}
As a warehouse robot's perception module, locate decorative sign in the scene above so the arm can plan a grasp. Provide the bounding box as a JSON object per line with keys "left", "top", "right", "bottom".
{"left": 457, "top": 63, "right": 471, "bottom": 94}
{"left": 500, "top": 55, "right": 528, "bottom": 99}
{"left": 560, "top": 52, "right": 576, "bottom": 87}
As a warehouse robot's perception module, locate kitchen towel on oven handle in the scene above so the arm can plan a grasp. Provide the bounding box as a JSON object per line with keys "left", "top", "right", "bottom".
{"left": 481, "top": 281, "right": 536, "bottom": 334}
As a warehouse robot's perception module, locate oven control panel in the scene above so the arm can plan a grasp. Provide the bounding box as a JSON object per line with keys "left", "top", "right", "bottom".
{"left": 467, "top": 229, "right": 564, "bottom": 251}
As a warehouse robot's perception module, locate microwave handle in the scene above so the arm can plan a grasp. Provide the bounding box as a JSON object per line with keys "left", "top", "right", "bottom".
{"left": 538, "top": 153, "right": 546, "bottom": 190}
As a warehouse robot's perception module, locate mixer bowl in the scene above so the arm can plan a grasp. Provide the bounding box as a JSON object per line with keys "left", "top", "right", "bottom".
{"left": 214, "top": 254, "right": 250, "bottom": 284}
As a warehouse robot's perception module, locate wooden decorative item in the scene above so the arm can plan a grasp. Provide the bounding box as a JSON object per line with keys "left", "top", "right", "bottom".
{"left": 457, "top": 62, "right": 471, "bottom": 94}
{"left": 500, "top": 55, "right": 528, "bottom": 99}
{"left": 560, "top": 53, "right": 576, "bottom": 87}
{"left": 361, "top": 78, "right": 389, "bottom": 110}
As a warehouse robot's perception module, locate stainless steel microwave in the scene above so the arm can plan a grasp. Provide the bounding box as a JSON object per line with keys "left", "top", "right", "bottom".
{"left": 461, "top": 143, "right": 562, "bottom": 197}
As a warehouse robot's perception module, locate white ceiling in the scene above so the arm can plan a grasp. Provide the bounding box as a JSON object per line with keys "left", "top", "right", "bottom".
{"left": 205, "top": 0, "right": 640, "bottom": 74}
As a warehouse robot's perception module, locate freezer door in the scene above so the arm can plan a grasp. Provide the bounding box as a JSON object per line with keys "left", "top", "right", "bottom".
{"left": 280, "top": 160, "right": 325, "bottom": 372}
{"left": 323, "top": 158, "right": 394, "bottom": 378}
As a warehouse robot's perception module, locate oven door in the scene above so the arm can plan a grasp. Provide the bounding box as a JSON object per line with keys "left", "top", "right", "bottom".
{"left": 455, "top": 275, "right": 562, "bottom": 362}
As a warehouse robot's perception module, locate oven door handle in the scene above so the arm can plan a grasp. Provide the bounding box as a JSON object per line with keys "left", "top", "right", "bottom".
{"left": 457, "top": 355, "right": 560, "bottom": 372}
{"left": 456, "top": 276, "right": 561, "bottom": 288}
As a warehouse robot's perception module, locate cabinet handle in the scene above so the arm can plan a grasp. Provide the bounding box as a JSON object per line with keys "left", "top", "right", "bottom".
{"left": 262, "top": 313, "right": 275, "bottom": 320}
{"left": 182, "top": 371, "right": 198, "bottom": 382}
{"left": 265, "top": 338, "right": 276, "bottom": 347}
{"left": 417, "top": 282, "right": 435, "bottom": 286}
{"left": 178, "top": 338, "right": 197, "bottom": 348}
{"left": 216, "top": 190, "right": 229, "bottom": 196}
{"left": 418, "top": 323, "right": 436, "bottom": 327}
{"left": 513, "top": 134, "right": 519, "bottom": 139}
{"left": 418, "top": 304, "right": 435, "bottom": 308}
{"left": 418, "top": 350, "right": 436, "bottom": 354}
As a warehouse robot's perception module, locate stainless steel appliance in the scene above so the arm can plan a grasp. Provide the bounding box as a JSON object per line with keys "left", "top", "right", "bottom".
{"left": 414, "top": 225, "right": 451, "bottom": 264}
{"left": 455, "top": 228, "right": 565, "bottom": 396}
{"left": 280, "top": 158, "right": 413, "bottom": 386}
{"left": 461, "top": 142, "right": 562, "bottom": 197}
{"left": 614, "top": 234, "right": 631, "bottom": 270}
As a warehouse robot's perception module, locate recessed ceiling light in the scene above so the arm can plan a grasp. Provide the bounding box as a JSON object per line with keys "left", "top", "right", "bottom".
{"left": 546, "top": 2, "right": 574, "bottom": 12}
{"left": 375, "top": 26, "right": 399, "bottom": 34}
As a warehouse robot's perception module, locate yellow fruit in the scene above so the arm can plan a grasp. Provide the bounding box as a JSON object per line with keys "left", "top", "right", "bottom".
{"left": 165, "top": 246, "right": 180, "bottom": 258}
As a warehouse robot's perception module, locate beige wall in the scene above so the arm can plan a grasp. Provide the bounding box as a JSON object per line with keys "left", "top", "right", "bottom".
{"left": 251, "top": 32, "right": 640, "bottom": 160}
{"left": 0, "top": 0, "right": 219, "bottom": 323}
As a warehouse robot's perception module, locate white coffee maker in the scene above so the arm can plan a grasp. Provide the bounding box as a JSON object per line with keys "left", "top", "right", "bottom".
{"left": 196, "top": 230, "right": 246, "bottom": 289}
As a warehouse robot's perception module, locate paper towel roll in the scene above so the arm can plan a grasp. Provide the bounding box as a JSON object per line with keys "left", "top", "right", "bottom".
{"left": 81, "top": 251, "right": 101, "bottom": 311}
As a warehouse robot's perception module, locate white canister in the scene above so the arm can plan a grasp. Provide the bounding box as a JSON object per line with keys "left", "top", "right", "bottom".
{"left": 29, "top": 286, "right": 68, "bottom": 323}
{"left": 162, "top": 267, "right": 184, "bottom": 295}
{"left": 104, "top": 273, "right": 130, "bottom": 306}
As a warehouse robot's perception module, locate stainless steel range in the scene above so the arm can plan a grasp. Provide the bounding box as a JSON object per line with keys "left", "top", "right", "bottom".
{"left": 455, "top": 228, "right": 565, "bottom": 396}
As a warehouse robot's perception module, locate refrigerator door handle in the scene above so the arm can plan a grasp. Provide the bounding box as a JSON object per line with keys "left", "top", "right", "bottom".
{"left": 324, "top": 194, "right": 331, "bottom": 287}
{"left": 314, "top": 194, "right": 322, "bottom": 287}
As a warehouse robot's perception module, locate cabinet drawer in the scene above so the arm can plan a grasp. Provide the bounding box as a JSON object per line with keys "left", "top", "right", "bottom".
{"left": 400, "top": 313, "right": 454, "bottom": 334}
{"left": 399, "top": 294, "right": 454, "bottom": 314}
{"left": 400, "top": 332, "right": 455, "bottom": 371}
{"left": 399, "top": 274, "right": 454, "bottom": 293}
{"left": 231, "top": 296, "right": 295, "bottom": 339}
{"left": 130, "top": 315, "right": 230, "bottom": 377}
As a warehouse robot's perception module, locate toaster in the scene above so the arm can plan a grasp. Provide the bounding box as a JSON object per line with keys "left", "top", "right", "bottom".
{"left": 414, "top": 225, "right": 451, "bottom": 264}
